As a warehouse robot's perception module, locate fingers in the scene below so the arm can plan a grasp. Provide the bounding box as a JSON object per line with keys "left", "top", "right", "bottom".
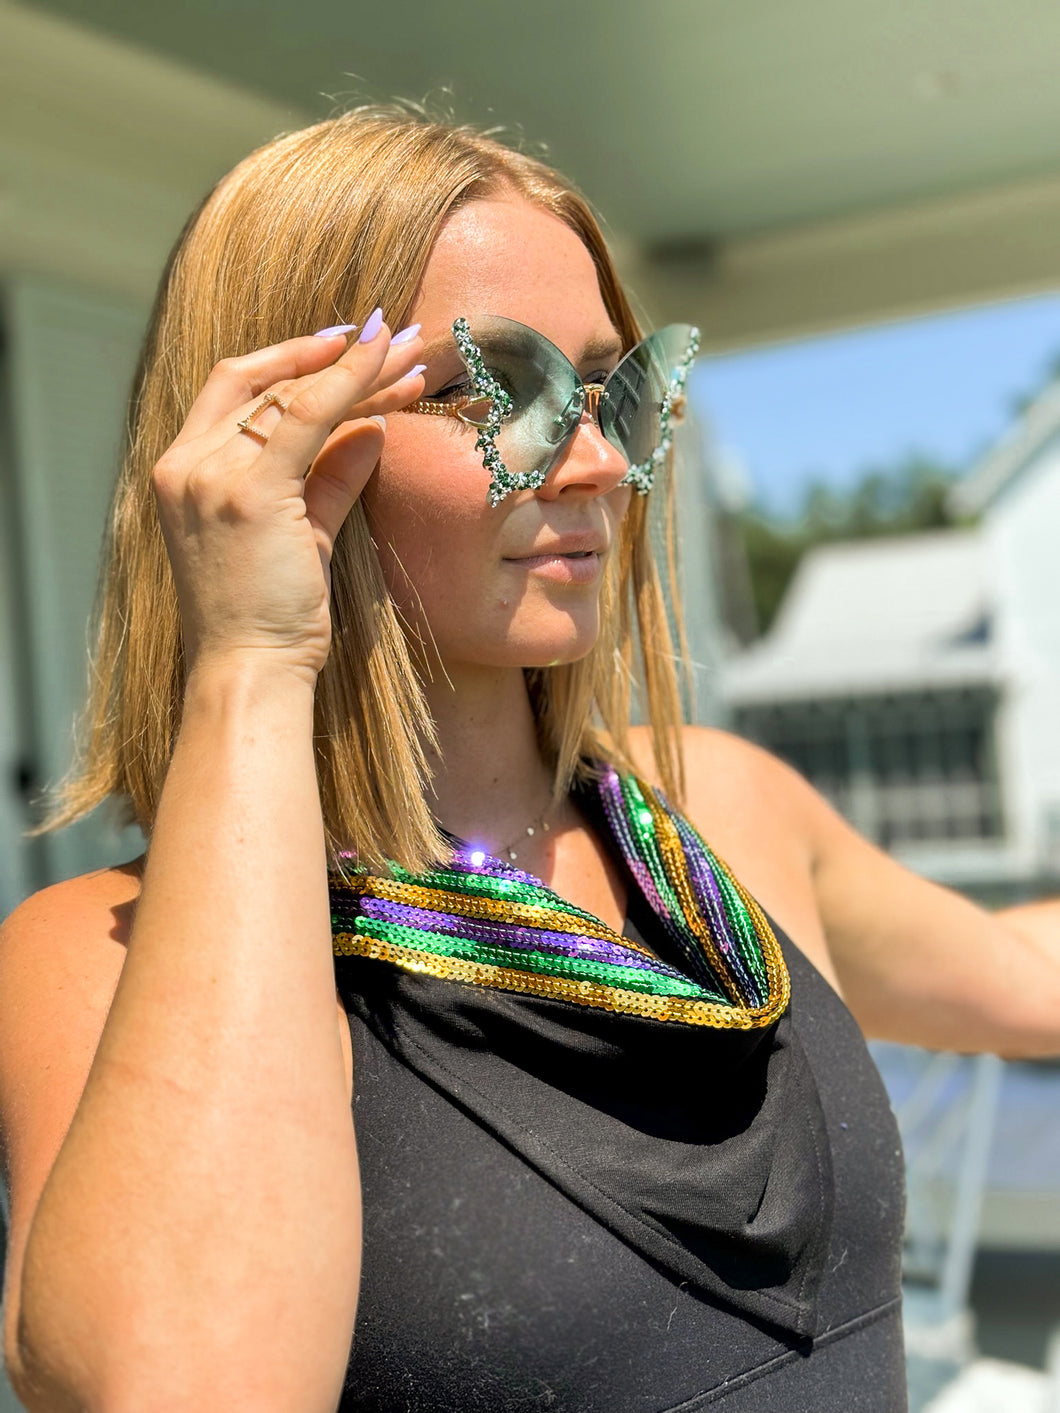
{"left": 250, "top": 320, "right": 422, "bottom": 486}
{"left": 177, "top": 316, "right": 425, "bottom": 450}
{"left": 336, "top": 363, "right": 428, "bottom": 421}
{"left": 176, "top": 333, "right": 351, "bottom": 446}
{"left": 158, "top": 317, "right": 425, "bottom": 571}
{"left": 303, "top": 417, "right": 388, "bottom": 548}
{"left": 301, "top": 354, "right": 429, "bottom": 547}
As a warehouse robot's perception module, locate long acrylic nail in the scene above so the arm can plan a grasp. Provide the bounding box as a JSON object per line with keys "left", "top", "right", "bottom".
{"left": 407, "top": 364, "right": 427, "bottom": 378}
{"left": 358, "top": 308, "right": 385, "bottom": 343}
{"left": 390, "top": 322, "right": 421, "bottom": 346}
{"left": 314, "top": 322, "right": 358, "bottom": 338}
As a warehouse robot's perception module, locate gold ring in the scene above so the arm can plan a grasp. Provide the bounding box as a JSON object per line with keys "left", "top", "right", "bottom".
{"left": 236, "top": 391, "right": 288, "bottom": 443}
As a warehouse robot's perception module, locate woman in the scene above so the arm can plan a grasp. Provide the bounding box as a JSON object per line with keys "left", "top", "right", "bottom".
{"left": 1, "top": 107, "right": 1058, "bottom": 1413}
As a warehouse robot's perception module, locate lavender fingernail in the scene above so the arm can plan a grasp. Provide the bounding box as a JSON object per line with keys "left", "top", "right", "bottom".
{"left": 314, "top": 322, "right": 358, "bottom": 338}
{"left": 390, "top": 322, "right": 421, "bottom": 345}
{"left": 407, "top": 363, "right": 427, "bottom": 378}
{"left": 358, "top": 308, "right": 384, "bottom": 343}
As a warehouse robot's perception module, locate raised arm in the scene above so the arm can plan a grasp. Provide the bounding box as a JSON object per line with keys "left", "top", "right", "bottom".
{"left": 752, "top": 737, "right": 1060, "bottom": 1058}
{"left": 0, "top": 320, "right": 426, "bottom": 1412}
{"left": 661, "top": 726, "right": 1060, "bottom": 1060}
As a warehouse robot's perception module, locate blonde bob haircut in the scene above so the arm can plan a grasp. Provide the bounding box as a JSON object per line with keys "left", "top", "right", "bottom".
{"left": 50, "top": 105, "right": 689, "bottom": 873}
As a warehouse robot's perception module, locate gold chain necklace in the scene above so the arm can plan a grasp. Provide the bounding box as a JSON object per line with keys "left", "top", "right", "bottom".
{"left": 496, "top": 806, "right": 553, "bottom": 862}
{"left": 438, "top": 796, "right": 556, "bottom": 863}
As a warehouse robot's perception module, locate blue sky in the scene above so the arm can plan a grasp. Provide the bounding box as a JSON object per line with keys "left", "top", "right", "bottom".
{"left": 689, "top": 290, "right": 1060, "bottom": 519}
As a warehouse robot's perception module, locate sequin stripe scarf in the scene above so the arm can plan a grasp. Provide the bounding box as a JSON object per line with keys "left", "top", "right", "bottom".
{"left": 330, "top": 765, "right": 790, "bottom": 1030}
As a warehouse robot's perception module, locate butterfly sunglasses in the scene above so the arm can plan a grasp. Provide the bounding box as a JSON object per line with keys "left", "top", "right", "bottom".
{"left": 397, "top": 316, "right": 700, "bottom": 507}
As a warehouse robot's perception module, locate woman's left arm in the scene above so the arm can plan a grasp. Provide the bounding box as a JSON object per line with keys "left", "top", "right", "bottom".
{"left": 803, "top": 771, "right": 1060, "bottom": 1058}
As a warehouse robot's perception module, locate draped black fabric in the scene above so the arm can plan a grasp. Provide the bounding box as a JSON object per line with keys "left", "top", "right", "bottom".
{"left": 333, "top": 777, "right": 907, "bottom": 1408}
{"left": 337, "top": 771, "right": 837, "bottom": 1336}
{"left": 342, "top": 934, "right": 834, "bottom": 1337}
{"left": 336, "top": 930, "right": 907, "bottom": 1412}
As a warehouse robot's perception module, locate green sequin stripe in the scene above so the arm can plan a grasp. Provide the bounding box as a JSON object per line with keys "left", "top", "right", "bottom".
{"left": 704, "top": 847, "right": 770, "bottom": 992}
{"left": 619, "top": 775, "right": 695, "bottom": 936}
{"left": 659, "top": 796, "right": 788, "bottom": 1013}
{"left": 641, "top": 787, "right": 746, "bottom": 1003}
{"left": 617, "top": 775, "right": 743, "bottom": 996}
{"left": 386, "top": 864, "right": 619, "bottom": 938}
{"left": 622, "top": 773, "right": 774, "bottom": 1003}
{"left": 345, "top": 916, "right": 723, "bottom": 1001}
{"left": 335, "top": 933, "right": 770, "bottom": 1029}
{"left": 641, "top": 784, "right": 770, "bottom": 996}
{"left": 682, "top": 821, "right": 771, "bottom": 993}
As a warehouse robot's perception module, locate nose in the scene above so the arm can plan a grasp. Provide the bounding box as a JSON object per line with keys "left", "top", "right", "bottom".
{"left": 534, "top": 411, "right": 630, "bottom": 502}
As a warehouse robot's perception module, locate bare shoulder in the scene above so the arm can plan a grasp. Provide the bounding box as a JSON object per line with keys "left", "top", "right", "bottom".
{"left": 1, "top": 862, "right": 144, "bottom": 1045}
{"left": 628, "top": 721, "right": 787, "bottom": 780}
{"left": 1, "top": 859, "right": 144, "bottom": 945}
{"left": 0, "top": 863, "right": 143, "bottom": 1181}
{"left": 0, "top": 863, "right": 144, "bottom": 1054}
{"left": 628, "top": 723, "right": 812, "bottom": 823}
{"left": 0, "top": 864, "right": 143, "bottom": 1370}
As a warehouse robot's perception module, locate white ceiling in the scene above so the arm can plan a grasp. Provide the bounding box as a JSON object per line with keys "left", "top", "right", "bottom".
{"left": 11, "top": 0, "right": 1060, "bottom": 345}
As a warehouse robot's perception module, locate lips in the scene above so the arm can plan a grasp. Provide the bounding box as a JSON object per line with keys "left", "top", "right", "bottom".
{"left": 503, "top": 536, "right": 605, "bottom": 560}
{"left": 501, "top": 539, "right": 606, "bottom": 586}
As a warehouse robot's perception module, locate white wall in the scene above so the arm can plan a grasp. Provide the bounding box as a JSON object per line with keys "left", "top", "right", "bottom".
{"left": 4, "top": 276, "right": 150, "bottom": 891}
{"left": 986, "top": 432, "right": 1060, "bottom": 880}
{"left": 0, "top": 10, "right": 302, "bottom": 903}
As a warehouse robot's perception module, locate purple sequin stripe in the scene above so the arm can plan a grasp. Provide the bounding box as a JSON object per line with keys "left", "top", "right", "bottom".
{"left": 450, "top": 846, "right": 542, "bottom": 887}
{"left": 446, "top": 846, "right": 610, "bottom": 933}
{"left": 670, "top": 811, "right": 737, "bottom": 947}
{"left": 597, "top": 765, "right": 764, "bottom": 1002}
{"left": 671, "top": 811, "right": 760, "bottom": 1000}
{"left": 599, "top": 768, "right": 705, "bottom": 971}
{"left": 359, "top": 895, "right": 685, "bottom": 978}
{"left": 598, "top": 768, "right": 674, "bottom": 921}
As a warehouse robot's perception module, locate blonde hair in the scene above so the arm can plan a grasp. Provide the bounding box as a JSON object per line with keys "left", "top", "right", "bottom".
{"left": 48, "top": 105, "right": 688, "bottom": 872}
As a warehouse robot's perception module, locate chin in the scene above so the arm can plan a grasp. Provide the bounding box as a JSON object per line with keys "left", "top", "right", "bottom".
{"left": 412, "top": 598, "right": 606, "bottom": 672}
{"left": 502, "top": 618, "right": 602, "bottom": 669}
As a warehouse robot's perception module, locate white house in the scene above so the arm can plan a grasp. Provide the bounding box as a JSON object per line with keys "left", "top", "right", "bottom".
{"left": 720, "top": 387, "right": 1060, "bottom": 1311}
{"left": 722, "top": 383, "right": 1060, "bottom": 900}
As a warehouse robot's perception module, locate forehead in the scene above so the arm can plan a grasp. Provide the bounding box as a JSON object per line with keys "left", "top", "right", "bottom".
{"left": 411, "top": 199, "right": 617, "bottom": 357}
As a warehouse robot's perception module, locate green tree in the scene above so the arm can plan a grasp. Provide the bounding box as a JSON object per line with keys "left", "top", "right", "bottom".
{"left": 739, "top": 454, "right": 959, "bottom": 635}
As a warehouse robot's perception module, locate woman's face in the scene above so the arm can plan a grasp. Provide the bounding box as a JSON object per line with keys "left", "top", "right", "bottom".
{"left": 361, "top": 198, "right": 632, "bottom": 673}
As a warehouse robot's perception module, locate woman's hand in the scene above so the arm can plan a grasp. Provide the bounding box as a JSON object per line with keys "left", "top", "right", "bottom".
{"left": 151, "top": 315, "right": 425, "bottom": 684}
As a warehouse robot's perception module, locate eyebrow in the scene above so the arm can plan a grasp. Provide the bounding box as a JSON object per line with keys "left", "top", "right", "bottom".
{"left": 421, "top": 334, "right": 461, "bottom": 365}
{"left": 580, "top": 333, "right": 625, "bottom": 364}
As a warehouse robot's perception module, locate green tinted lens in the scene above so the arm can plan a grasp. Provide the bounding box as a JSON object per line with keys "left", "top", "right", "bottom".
{"left": 468, "top": 317, "right": 584, "bottom": 486}
{"left": 453, "top": 316, "right": 697, "bottom": 505}
{"left": 600, "top": 324, "right": 698, "bottom": 472}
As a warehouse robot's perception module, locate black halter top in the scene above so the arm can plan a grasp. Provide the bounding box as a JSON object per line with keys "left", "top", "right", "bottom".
{"left": 332, "top": 781, "right": 908, "bottom": 1410}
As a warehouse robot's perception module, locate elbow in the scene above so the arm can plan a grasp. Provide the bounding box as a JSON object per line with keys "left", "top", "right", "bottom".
{"left": 994, "top": 1035, "right": 1060, "bottom": 1062}
{"left": 5, "top": 1320, "right": 87, "bottom": 1413}
{"left": 9, "top": 1311, "right": 351, "bottom": 1413}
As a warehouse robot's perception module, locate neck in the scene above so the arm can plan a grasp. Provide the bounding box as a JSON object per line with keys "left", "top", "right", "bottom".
{"left": 422, "top": 663, "right": 556, "bottom": 851}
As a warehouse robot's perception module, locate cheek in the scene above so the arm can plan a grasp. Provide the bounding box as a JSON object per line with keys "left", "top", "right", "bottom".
{"left": 609, "top": 484, "right": 635, "bottom": 524}
{"left": 362, "top": 426, "right": 493, "bottom": 607}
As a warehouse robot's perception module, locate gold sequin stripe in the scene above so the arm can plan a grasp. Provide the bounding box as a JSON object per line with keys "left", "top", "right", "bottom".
{"left": 642, "top": 785, "right": 790, "bottom": 1025}
{"left": 346, "top": 875, "right": 661, "bottom": 961}
{"left": 687, "top": 830, "right": 790, "bottom": 1016}
{"left": 333, "top": 933, "right": 780, "bottom": 1030}
{"left": 726, "top": 871, "right": 791, "bottom": 1020}
{"left": 642, "top": 787, "right": 745, "bottom": 1006}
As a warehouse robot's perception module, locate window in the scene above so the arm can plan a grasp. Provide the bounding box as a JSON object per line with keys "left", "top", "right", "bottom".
{"left": 734, "top": 688, "right": 1002, "bottom": 846}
